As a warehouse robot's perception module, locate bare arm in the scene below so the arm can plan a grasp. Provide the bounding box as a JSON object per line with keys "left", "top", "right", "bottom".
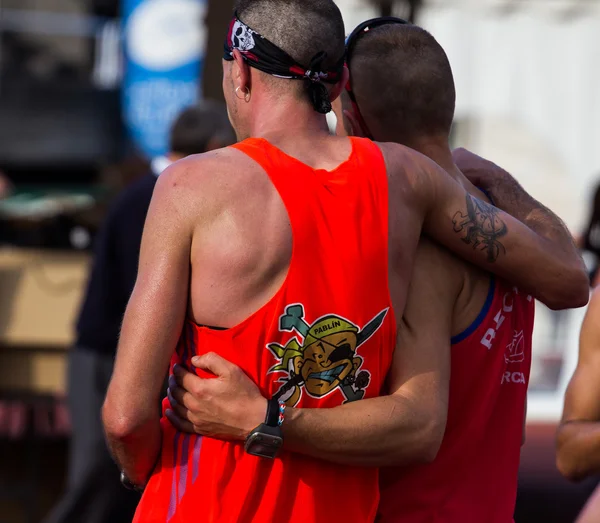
{"left": 102, "top": 162, "right": 195, "bottom": 486}
{"left": 382, "top": 143, "right": 588, "bottom": 310}
{"left": 556, "top": 288, "right": 600, "bottom": 481}
{"left": 279, "top": 240, "right": 454, "bottom": 466}
{"left": 167, "top": 239, "right": 455, "bottom": 467}
{"left": 452, "top": 148, "right": 584, "bottom": 294}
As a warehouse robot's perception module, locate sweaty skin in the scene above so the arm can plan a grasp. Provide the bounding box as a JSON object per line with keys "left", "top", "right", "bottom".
{"left": 166, "top": 119, "right": 532, "bottom": 467}
{"left": 170, "top": 237, "right": 470, "bottom": 466}
{"left": 103, "top": 46, "right": 588, "bottom": 487}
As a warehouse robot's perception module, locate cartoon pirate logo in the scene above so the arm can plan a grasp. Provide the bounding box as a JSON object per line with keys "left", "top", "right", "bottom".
{"left": 505, "top": 330, "right": 525, "bottom": 364}
{"left": 267, "top": 304, "right": 388, "bottom": 407}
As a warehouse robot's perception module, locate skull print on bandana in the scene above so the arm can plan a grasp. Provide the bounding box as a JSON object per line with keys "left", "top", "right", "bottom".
{"left": 231, "top": 19, "right": 256, "bottom": 52}
{"left": 223, "top": 12, "right": 344, "bottom": 113}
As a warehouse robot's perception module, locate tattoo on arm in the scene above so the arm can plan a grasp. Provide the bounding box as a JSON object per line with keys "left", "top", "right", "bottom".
{"left": 452, "top": 195, "right": 508, "bottom": 262}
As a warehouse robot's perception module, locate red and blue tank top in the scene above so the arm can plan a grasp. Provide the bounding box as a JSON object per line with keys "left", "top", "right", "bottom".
{"left": 378, "top": 277, "right": 535, "bottom": 522}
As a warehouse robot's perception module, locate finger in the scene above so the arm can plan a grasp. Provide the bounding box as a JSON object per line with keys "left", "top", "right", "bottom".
{"left": 172, "top": 363, "right": 197, "bottom": 384}
{"left": 172, "top": 364, "right": 208, "bottom": 399}
{"left": 191, "top": 352, "right": 235, "bottom": 377}
{"left": 167, "top": 388, "right": 194, "bottom": 421}
{"left": 167, "top": 386, "right": 181, "bottom": 408}
{"left": 169, "top": 384, "right": 195, "bottom": 411}
{"left": 165, "top": 408, "right": 196, "bottom": 434}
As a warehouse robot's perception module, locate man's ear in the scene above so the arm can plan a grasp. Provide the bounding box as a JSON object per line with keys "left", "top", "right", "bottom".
{"left": 343, "top": 109, "right": 366, "bottom": 138}
{"left": 329, "top": 66, "right": 350, "bottom": 104}
{"left": 232, "top": 49, "right": 251, "bottom": 92}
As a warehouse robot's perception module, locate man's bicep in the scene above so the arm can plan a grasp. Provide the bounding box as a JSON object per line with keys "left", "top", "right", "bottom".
{"left": 386, "top": 242, "right": 454, "bottom": 407}
{"left": 110, "top": 170, "right": 192, "bottom": 407}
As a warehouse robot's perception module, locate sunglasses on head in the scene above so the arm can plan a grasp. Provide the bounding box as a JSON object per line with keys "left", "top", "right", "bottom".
{"left": 344, "top": 17, "right": 410, "bottom": 140}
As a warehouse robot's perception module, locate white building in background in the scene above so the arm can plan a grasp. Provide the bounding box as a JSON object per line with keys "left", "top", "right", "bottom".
{"left": 335, "top": 0, "right": 600, "bottom": 421}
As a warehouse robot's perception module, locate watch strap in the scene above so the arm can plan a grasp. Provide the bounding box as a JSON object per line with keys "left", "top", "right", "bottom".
{"left": 265, "top": 398, "right": 280, "bottom": 427}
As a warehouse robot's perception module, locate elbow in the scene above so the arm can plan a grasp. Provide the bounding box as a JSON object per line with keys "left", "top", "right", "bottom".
{"left": 555, "top": 428, "right": 587, "bottom": 482}
{"left": 406, "top": 411, "right": 446, "bottom": 465}
{"left": 543, "top": 269, "right": 590, "bottom": 310}
{"left": 556, "top": 450, "right": 585, "bottom": 483}
{"left": 102, "top": 396, "right": 150, "bottom": 443}
{"left": 421, "top": 417, "right": 445, "bottom": 463}
{"left": 102, "top": 400, "right": 132, "bottom": 442}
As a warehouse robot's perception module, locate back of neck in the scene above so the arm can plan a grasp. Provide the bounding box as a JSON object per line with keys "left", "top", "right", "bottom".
{"left": 247, "top": 92, "right": 331, "bottom": 143}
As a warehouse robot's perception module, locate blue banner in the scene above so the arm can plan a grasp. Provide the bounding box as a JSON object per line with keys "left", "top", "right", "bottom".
{"left": 122, "top": 0, "right": 207, "bottom": 158}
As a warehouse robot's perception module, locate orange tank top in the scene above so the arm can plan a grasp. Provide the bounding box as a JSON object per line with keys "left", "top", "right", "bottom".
{"left": 134, "top": 137, "right": 396, "bottom": 523}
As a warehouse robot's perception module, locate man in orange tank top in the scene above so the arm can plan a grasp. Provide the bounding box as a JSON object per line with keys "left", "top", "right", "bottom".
{"left": 103, "top": 3, "right": 588, "bottom": 522}
{"left": 166, "top": 20, "right": 589, "bottom": 523}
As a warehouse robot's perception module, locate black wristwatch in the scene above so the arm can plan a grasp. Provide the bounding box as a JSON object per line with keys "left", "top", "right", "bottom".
{"left": 244, "top": 398, "right": 284, "bottom": 459}
{"left": 120, "top": 471, "right": 145, "bottom": 493}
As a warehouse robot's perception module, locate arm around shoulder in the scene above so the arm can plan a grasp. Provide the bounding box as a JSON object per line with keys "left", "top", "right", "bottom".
{"left": 452, "top": 148, "right": 589, "bottom": 310}
{"left": 281, "top": 239, "right": 454, "bottom": 466}
{"left": 385, "top": 143, "right": 588, "bottom": 310}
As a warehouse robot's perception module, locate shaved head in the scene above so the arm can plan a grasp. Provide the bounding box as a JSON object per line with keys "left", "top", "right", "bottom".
{"left": 235, "top": 0, "right": 345, "bottom": 97}
{"left": 349, "top": 24, "right": 455, "bottom": 146}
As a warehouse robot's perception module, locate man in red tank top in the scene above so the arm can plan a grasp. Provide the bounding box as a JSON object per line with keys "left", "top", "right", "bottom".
{"left": 102, "top": 3, "right": 588, "bottom": 522}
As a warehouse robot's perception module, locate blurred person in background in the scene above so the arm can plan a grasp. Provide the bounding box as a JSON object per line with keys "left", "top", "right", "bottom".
{"left": 42, "top": 101, "right": 234, "bottom": 523}
{"left": 557, "top": 286, "right": 600, "bottom": 523}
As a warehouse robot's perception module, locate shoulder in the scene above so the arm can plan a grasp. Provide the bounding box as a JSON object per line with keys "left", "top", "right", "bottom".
{"left": 152, "top": 145, "right": 272, "bottom": 222}
{"left": 161, "top": 145, "right": 267, "bottom": 190}
{"left": 375, "top": 142, "right": 440, "bottom": 181}
{"left": 373, "top": 141, "right": 446, "bottom": 205}
{"left": 375, "top": 141, "right": 422, "bottom": 176}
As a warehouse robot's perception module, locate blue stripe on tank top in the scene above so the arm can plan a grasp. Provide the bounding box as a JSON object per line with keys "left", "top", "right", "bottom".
{"left": 178, "top": 434, "right": 190, "bottom": 503}
{"left": 192, "top": 435, "right": 202, "bottom": 484}
{"left": 450, "top": 276, "right": 496, "bottom": 345}
{"left": 167, "top": 431, "right": 181, "bottom": 521}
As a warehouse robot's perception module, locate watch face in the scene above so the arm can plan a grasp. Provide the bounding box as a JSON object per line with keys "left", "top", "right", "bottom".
{"left": 245, "top": 432, "right": 283, "bottom": 459}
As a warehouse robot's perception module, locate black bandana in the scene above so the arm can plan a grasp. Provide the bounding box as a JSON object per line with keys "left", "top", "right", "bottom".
{"left": 223, "top": 13, "right": 343, "bottom": 113}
